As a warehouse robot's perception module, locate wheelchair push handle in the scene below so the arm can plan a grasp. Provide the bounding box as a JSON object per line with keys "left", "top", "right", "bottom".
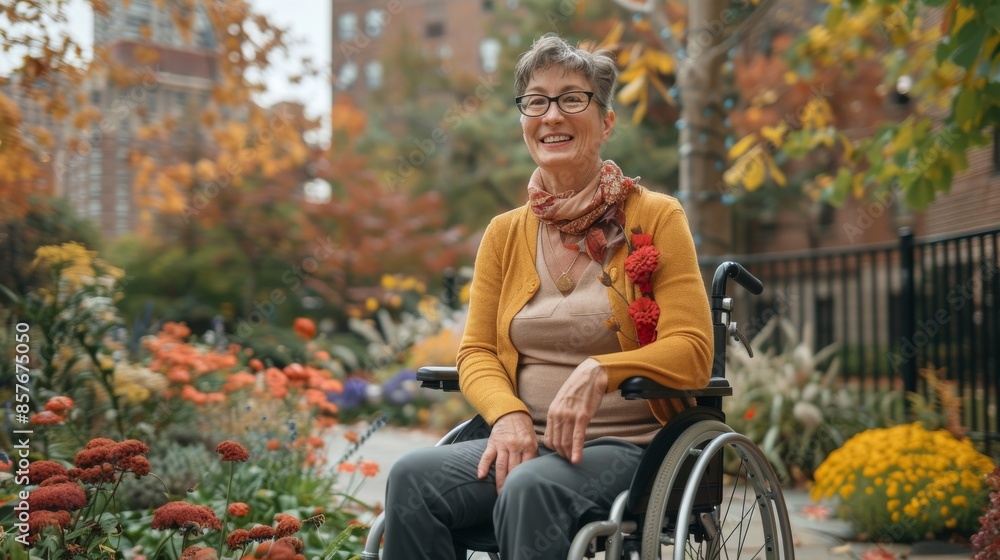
{"left": 711, "top": 261, "right": 763, "bottom": 297}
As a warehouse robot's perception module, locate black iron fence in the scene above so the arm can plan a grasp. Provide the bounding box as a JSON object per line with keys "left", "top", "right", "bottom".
{"left": 702, "top": 226, "right": 1000, "bottom": 454}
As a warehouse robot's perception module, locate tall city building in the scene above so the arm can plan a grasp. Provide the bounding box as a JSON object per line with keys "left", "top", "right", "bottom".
{"left": 58, "top": 0, "right": 219, "bottom": 238}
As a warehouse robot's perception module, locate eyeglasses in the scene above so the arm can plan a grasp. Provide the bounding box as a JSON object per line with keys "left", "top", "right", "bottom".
{"left": 514, "top": 91, "right": 595, "bottom": 117}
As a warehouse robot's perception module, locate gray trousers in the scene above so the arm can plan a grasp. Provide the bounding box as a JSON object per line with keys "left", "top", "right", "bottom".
{"left": 382, "top": 438, "right": 644, "bottom": 560}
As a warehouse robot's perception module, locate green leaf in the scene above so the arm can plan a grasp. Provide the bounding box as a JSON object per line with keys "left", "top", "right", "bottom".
{"left": 935, "top": 39, "right": 957, "bottom": 65}
{"left": 321, "top": 524, "right": 363, "bottom": 560}
{"left": 827, "top": 168, "right": 853, "bottom": 206}
{"left": 952, "top": 20, "right": 989, "bottom": 69}
{"left": 922, "top": 0, "right": 952, "bottom": 6}
{"left": 987, "top": 4, "right": 1000, "bottom": 31}
{"left": 903, "top": 177, "right": 936, "bottom": 211}
{"left": 954, "top": 87, "right": 980, "bottom": 129}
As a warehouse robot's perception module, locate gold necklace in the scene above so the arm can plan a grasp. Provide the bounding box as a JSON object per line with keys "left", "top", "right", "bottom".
{"left": 544, "top": 225, "right": 583, "bottom": 294}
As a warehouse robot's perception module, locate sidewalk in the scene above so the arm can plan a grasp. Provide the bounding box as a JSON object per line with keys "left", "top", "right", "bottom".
{"left": 338, "top": 426, "right": 974, "bottom": 559}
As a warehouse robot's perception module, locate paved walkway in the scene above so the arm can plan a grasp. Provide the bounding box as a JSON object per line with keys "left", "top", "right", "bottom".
{"left": 331, "top": 426, "right": 974, "bottom": 559}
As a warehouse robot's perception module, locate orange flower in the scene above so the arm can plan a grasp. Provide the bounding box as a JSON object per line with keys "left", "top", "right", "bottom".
{"left": 359, "top": 461, "right": 379, "bottom": 478}
{"left": 228, "top": 502, "right": 251, "bottom": 517}
{"left": 293, "top": 317, "right": 317, "bottom": 340}
{"left": 44, "top": 396, "right": 74, "bottom": 415}
{"left": 338, "top": 462, "right": 356, "bottom": 473}
{"left": 307, "top": 436, "right": 325, "bottom": 448}
{"left": 249, "top": 358, "right": 264, "bottom": 371}
{"left": 266, "top": 439, "right": 281, "bottom": 451}
{"left": 274, "top": 514, "right": 301, "bottom": 537}
{"left": 343, "top": 431, "right": 359, "bottom": 443}
{"left": 314, "top": 350, "right": 331, "bottom": 361}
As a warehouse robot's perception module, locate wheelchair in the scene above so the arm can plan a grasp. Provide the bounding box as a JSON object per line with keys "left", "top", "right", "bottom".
{"left": 362, "top": 262, "right": 795, "bottom": 560}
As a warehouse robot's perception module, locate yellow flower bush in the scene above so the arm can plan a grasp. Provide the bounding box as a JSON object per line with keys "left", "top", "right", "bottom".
{"left": 811, "top": 422, "right": 995, "bottom": 541}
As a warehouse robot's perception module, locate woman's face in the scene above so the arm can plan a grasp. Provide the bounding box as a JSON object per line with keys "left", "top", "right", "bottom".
{"left": 520, "top": 66, "right": 615, "bottom": 177}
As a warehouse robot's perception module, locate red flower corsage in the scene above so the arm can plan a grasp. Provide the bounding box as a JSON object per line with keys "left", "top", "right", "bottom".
{"left": 605, "top": 227, "right": 662, "bottom": 347}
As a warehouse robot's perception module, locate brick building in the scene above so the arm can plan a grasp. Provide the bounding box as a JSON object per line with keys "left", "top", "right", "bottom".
{"left": 331, "top": 0, "right": 515, "bottom": 99}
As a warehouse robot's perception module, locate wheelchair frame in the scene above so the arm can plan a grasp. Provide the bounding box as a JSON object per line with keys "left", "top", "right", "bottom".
{"left": 362, "top": 262, "right": 795, "bottom": 560}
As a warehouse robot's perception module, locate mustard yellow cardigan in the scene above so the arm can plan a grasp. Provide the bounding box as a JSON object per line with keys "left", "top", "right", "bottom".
{"left": 457, "top": 187, "right": 714, "bottom": 427}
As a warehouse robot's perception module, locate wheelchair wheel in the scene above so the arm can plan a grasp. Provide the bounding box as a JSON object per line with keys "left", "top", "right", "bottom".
{"left": 640, "top": 421, "right": 794, "bottom": 560}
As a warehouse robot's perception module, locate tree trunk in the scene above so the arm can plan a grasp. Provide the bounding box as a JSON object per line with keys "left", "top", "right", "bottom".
{"left": 678, "top": 0, "right": 733, "bottom": 257}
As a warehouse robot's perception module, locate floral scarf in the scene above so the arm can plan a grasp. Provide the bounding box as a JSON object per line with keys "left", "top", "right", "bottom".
{"left": 527, "top": 160, "right": 637, "bottom": 264}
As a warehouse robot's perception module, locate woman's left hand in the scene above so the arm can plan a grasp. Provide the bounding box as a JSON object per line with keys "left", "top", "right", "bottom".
{"left": 544, "top": 357, "right": 608, "bottom": 464}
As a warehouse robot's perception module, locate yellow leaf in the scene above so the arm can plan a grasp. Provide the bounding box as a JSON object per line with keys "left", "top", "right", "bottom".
{"left": 644, "top": 49, "right": 674, "bottom": 75}
{"left": 617, "top": 74, "right": 647, "bottom": 106}
{"left": 766, "top": 157, "right": 787, "bottom": 187}
{"left": 952, "top": 5, "right": 976, "bottom": 34}
{"left": 632, "top": 85, "right": 648, "bottom": 125}
{"left": 840, "top": 136, "right": 855, "bottom": 161}
{"left": 742, "top": 153, "right": 766, "bottom": 191}
{"left": 728, "top": 134, "right": 758, "bottom": 160}
{"left": 783, "top": 71, "right": 799, "bottom": 85}
{"left": 852, "top": 174, "right": 865, "bottom": 199}
{"left": 760, "top": 122, "right": 788, "bottom": 149}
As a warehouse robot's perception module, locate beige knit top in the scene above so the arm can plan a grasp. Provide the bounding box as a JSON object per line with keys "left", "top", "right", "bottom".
{"left": 510, "top": 232, "right": 662, "bottom": 446}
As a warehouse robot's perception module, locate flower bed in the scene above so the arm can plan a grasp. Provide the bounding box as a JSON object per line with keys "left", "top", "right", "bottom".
{"left": 811, "top": 422, "right": 995, "bottom": 542}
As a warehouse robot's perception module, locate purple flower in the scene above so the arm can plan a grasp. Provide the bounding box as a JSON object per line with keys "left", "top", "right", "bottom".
{"left": 327, "top": 377, "right": 369, "bottom": 410}
{"left": 383, "top": 370, "right": 417, "bottom": 406}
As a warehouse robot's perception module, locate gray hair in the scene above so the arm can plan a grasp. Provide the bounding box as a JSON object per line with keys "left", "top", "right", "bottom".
{"left": 513, "top": 33, "right": 618, "bottom": 116}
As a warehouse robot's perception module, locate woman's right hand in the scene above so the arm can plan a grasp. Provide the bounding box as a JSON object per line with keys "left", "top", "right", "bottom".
{"left": 477, "top": 411, "right": 538, "bottom": 493}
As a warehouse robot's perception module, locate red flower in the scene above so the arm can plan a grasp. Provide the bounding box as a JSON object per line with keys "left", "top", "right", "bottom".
{"left": 274, "top": 513, "right": 301, "bottom": 537}
{"left": 247, "top": 525, "right": 276, "bottom": 541}
{"left": 228, "top": 502, "right": 250, "bottom": 517}
{"left": 27, "top": 482, "right": 87, "bottom": 511}
{"left": 39, "top": 475, "right": 71, "bottom": 487}
{"left": 744, "top": 406, "right": 757, "bottom": 421}
{"left": 631, "top": 232, "right": 653, "bottom": 248}
{"left": 27, "top": 461, "right": 68, "bottom": 485}
{"left": 44, "top": 396, "right": 74, "bottom": 415}
{"left": 180, "top": 545, "right": 218, "bottom": 560}
{"left": 27, "top": 510, "right": 72, "bottom": 534}
{"left": 624, "top": 245, "right": 660, "bottom": 295}
{"left": 120, "top": 456, "right": 152, "bottom": 477}
{"left": 226, "top": 528, "right": 252, "bottom": 549}
{"left": 30, "top": 411, "right": 63, "bottom": 425}
{"left": 111, "top": 440, "right": 149, "bottom": 462}
{"left": 628, "top": 297, "right": 660, "bottom": 346}
{"left": 215, "top": 440, "right": 250, "bottom": 462}
{"left": 74, "top": 446, "right": 112, "bottom": 469}
{"left": 85, "top": 438, "right": 117, "bottom": 449}
{"left": 151, "top": 501, "right": 223, "bottom": 532}
{"left": 293, "top": 317, "right": 317, "bottom": 340}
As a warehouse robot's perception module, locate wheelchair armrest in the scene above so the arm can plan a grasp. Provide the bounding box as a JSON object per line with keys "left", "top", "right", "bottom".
{"left": 416, "top": 366, "right": 461, "bottom": 392}
{"left": 618, "top": 376, "right": 733, "bottom": 400}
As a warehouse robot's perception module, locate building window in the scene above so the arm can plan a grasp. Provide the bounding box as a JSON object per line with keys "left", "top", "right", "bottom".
{"left": 365, "top": 61, "right": 383, "bottom": 90}
{"left": 426, "top": 21, "right": 444, "bottom": 38}
{"left": 480, "top": 38, "right": 501, "bottom": 73}
{"left": 338, "top": 13, "right": 358, "bottom": 41}
{"left": 337, "top": 62, "right": 358, "bottom": 89}
{"left": 365, "top": 10, "right": 386, "bottom": 38}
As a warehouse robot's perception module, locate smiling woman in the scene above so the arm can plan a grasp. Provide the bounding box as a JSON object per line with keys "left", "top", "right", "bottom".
{"left": 380, "top": 33, "right": 714, "bottom": 560}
